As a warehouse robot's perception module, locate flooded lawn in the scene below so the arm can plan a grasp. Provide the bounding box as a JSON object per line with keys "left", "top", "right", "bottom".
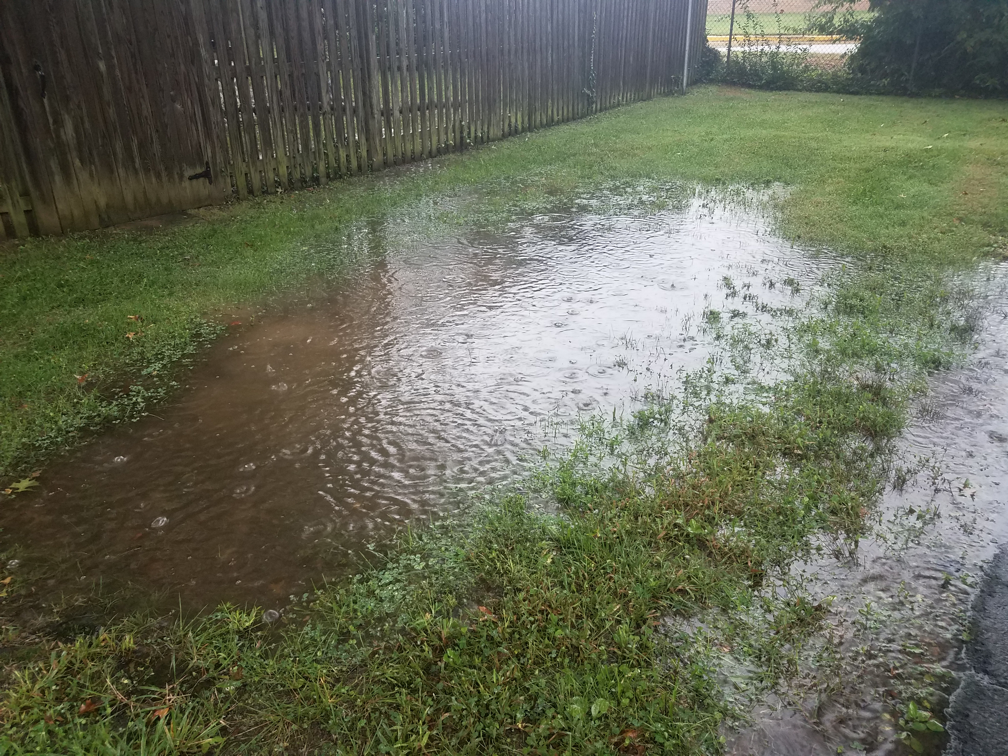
{"left": 3, "top": 196, "right": 825, "bottom": 609}
{"left": 727, "top": 266, "right": 1008, "bottom": 755}
{"left": 4, "top": 194, "right": 1007, "bottom": 756}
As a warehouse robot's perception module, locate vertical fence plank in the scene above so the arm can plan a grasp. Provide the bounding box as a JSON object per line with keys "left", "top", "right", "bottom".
{"left": 347, "top": 0, "right": 374, "bottom": 169}
{"left": 187, "top": 0, "right": 231, "bottom": 202}
{"left": 237, "top": 0, "right": 271, "bottom": 192}
{"left": 397, "top": 0, "right": 413, "bottom": 160}
{"left": 205, "top": 0, "right": 248, "bottom": 197}
{"left": 362, "top": 0, "right": 385, "bottom": 169}
{"left": 407, "top": 0, "right": 428, "bottom": 159}
{"left": 449, "top": 0, "right": 464, "bottom": 149}
{"left": 432, "top": 0, "right": 448, "bottom": 151}
{"left": 0, "top": 61, "right": 35, "bottom": 238}
{"left": 14, "top": 3, "right": 92, "bottom": 230}
{"left": 237, "top": 0, "right": 274, "bottom": 191}
{"left": 460, "top": 0, "right": 473, "bottom": 145}
{"left": 413, "top": 0, "right": 428, "bottom": 157}
{"left": 379, "top": 0, "right": 393, "bottom": 167}
{"left": 520, "top": 0, "right": 530, "bottom": 130}
{"left": 427, "top": 0, "right": 442, "bottom": 152}
{"left": 504, "top": 0, "right": 513, "bottom": 133}
{"left": 322, "top": 0, "right": 348, "bottom": 179}
{"left": 471, "top": 0, "right": 483, "bottom": 143}
{"left": 391, "top": 0, "right": 410, "bottom": 162}
{"left": 283, "top": 0, "right": 309, "bottom": 183}
{"left": 222, "top": 0, "right": 263, "bottom": 194}
{"left": 391, "top": 0, "right": 406, "bottom": 165}
{"left": 309, "top": 0, "right": 336, "bottom": 182}
{"left": 297, "top": 0, "right": 325, "bottom": 182}
{"left": 262, "top": 0, "right": 291, "bottom": 188}
{"left": 333, "top": 0, "right": 361, "bottom": 174}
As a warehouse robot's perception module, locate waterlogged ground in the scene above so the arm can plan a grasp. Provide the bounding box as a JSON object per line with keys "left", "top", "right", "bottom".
{"left": 2, "top": 195, "right": 829, "bottom": 609}
{"left": 4, "top": 194, "right": 1007, "bottom": 756}
{"left": 718, "top": 265, "right": 1008, "bottom": 755}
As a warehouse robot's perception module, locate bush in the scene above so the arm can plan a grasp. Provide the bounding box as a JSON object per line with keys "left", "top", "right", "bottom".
{"left": 716, "top": 4, "right": 844, "bottom": 92}
{"left": 694, "top": 42, "right": 725, "bottom": 85}
{"left": 823, "top": 0, "right": 1008, "bottom": 94}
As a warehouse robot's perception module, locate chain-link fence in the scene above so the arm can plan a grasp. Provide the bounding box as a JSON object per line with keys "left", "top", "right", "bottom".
{"left": 706, "top": 0, "right": 870, "bottom": 78}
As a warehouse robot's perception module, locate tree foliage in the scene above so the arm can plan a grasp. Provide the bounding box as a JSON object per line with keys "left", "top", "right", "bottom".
{"left": 820, "top": 0, "right": 1008, "bottom": 94}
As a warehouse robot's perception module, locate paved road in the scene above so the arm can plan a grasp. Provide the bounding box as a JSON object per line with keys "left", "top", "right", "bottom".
{"left": 709, "top": 41, "right": 858, "bottom": 55}
{"left": 945, "top": 546, "right": 1008, "bottom": 755}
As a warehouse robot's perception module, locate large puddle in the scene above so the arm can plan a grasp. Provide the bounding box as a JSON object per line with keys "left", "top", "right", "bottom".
{"left": 5, "top": 193, "right": 1008, "bottom": 754}
{"left": 3, "top": 196, "right": 825, "bottom": 609}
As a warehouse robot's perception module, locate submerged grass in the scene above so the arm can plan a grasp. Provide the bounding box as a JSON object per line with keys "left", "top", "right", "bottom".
{"left": 0, "top": 259, "right": 981, "bottom": 754}
{"left": 1, "top": 85, "right": 1006, "bottom": 479}
{"left": 0, "top": 86, "right": 1006, "bottom": 753}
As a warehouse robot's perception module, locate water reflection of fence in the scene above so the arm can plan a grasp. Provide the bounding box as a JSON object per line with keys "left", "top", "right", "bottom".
{"left": 0, "top": 0, "right": 707, "bottom": 240}
{"left": 708, "top": 0, "right": 867, "bottom": 72}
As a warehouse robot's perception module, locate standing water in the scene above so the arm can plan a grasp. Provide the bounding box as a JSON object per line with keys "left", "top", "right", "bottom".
{"left": 4, "top": 194, "right": 1007, "bottom": 755}
{"left": 3, "top": 197, "right": 825, "bottom": 608}
{"left": 726, "top": 264, "right": 1008, "bottom": 756}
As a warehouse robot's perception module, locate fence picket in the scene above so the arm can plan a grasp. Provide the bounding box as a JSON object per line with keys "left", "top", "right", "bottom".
{"left": 0, "top": 0, "right": 707, "bottom": 238}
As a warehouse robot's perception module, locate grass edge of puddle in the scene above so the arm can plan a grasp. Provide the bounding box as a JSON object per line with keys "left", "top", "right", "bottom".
{"left": 1, "top": 84, "right": 1007, "bottom": 753}
{"left": 1, "top": 84, "right": 1006, "bottom": 483}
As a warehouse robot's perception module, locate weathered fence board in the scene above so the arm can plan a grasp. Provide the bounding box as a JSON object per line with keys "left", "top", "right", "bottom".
{"left": 0, "top": 0, "right": 708, "bottom": 239}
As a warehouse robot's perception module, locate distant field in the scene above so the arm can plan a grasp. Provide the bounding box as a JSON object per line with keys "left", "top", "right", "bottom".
{"left": 707, "top": 10, "right": 873, "bottom": 37}
{"left": 707, "top": 0, "right": 869, "bottom": 11}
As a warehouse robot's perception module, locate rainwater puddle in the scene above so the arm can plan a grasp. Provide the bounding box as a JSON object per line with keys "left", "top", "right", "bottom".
{"left": 727, "top": 264, "right": 1008, "bottom": 756}
{"left": 3, "top": 197, "right": 822, "bottom": 609}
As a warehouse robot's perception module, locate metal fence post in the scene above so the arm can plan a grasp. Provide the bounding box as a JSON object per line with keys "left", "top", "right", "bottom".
{"left": 683, "top": 0, "right": 695, "bottom": 93}
{"left": 908, "top": 22, "right": 923, "bottom": 93}
{"left": 726, "top": 0, "right": 738, "bottom": 68}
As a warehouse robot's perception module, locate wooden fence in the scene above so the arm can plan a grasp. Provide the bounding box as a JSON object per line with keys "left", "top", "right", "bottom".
{"left": 0, "top": 0, "right": 708, "bottom": 240}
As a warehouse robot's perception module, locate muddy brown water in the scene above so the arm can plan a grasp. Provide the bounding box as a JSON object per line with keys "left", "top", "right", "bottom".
{"left": 3, "top": 198, "right": 822, "bottom": 610}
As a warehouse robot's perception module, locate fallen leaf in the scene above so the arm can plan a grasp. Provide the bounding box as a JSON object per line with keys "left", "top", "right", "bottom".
{"left": 477, "top": 606, "right": 497, "bottom": 621}
{"left": 1, "top": 577, "right": 12, "bottom": 585}
{"left": 76, "top": 373, "right": 88, "bottom": 384}
{"left": 29, "top": 470, "right": 40, "bottom": 478}
{"left": 152, "top": 707, "right": 170, "bottom": 719}
{"left": 126, "top": 332, "right": 136, "bottom": 340}
{"left": 230, "top": 321, "right": 242, "bottom": 326}
{"left": 5, "top": 478, "right": 39, "bottom": 494}
{"left": 79, "top": 699, "right": 98, "bottom": 715}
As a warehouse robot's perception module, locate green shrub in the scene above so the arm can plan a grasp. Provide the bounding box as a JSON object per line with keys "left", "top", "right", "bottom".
{"left": 822, "top": 0, "right": 1008, "bottom": 94}
{"left": 694, "top": 42, "right": 725, "bottom": 84}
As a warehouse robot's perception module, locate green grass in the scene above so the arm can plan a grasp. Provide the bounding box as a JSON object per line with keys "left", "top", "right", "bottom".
{"left": 2, "top": 86, "right": 1005, "bottom": 481}
{"left": 0, "top": 86, "right": 1006, "bottom": 753}
{"left": 706, "top": 10, "right": 873, "bottom": 36}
